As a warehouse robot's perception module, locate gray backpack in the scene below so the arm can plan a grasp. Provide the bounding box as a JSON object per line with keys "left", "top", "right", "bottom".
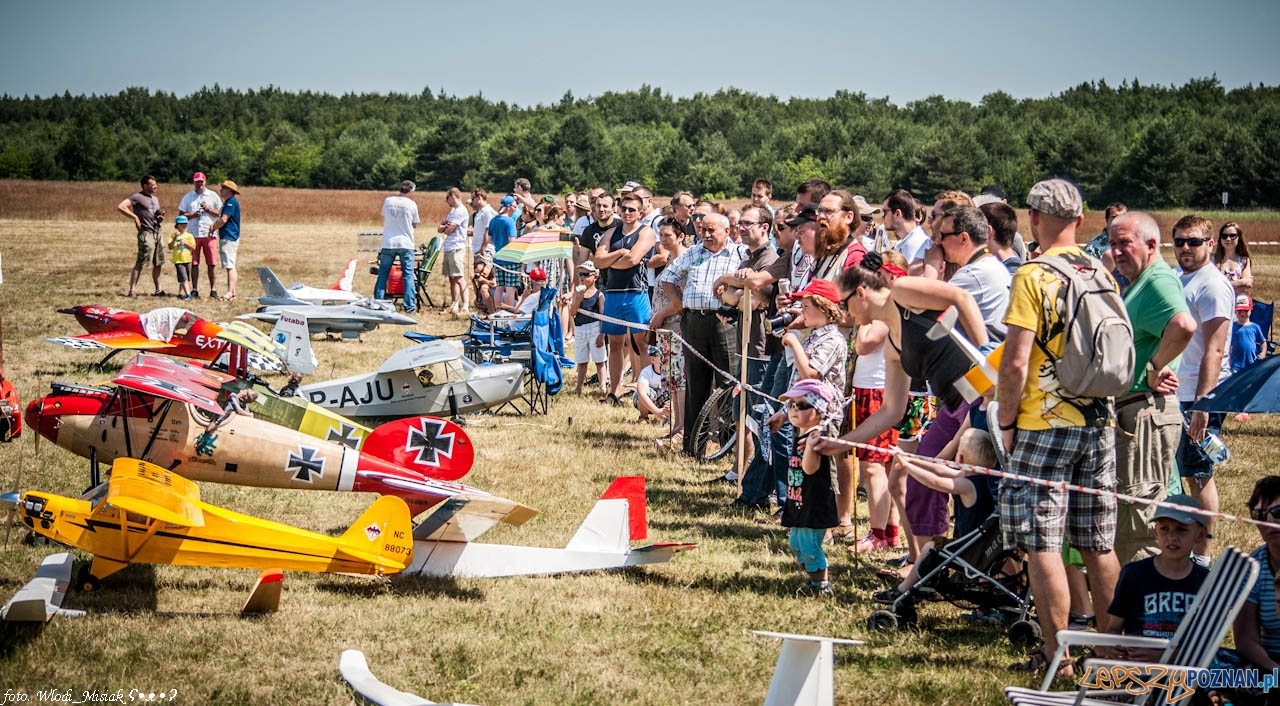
{"left": 1032, "top": 253, "right": 1135, "bottom": 398}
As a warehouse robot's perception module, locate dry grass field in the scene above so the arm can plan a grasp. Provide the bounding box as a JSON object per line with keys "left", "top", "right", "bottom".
{"left": 0, "top": 181, "right": 1276, "bottom": 705}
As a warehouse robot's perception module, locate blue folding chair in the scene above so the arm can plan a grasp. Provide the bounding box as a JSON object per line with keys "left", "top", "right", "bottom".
{"left": 1249, "top": 299, "right": 1278, "bottom": 355}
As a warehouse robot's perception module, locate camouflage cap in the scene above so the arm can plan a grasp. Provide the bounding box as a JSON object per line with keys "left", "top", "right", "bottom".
{"left": 1027, "top": 178, "right": 1083, "bottom": 219}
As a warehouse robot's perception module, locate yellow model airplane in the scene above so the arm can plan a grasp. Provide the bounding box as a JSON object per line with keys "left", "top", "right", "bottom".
{"left": 14, "top": 458, "right": 413, "bottom": 591}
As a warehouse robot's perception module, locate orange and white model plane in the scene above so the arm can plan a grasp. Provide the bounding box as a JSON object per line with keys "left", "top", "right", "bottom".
{"left": 10, "top": 458, "right": 414, "bottom": 591}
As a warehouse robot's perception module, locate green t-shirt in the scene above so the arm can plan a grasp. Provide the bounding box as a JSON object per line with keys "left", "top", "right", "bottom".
{"left": 1121, "top": 259, "right": 1189, "bottom": 395}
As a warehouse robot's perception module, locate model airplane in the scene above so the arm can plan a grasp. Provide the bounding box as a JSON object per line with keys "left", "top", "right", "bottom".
{"left": 25, "top": 356, "right": 539, "bottom": 520}
{"left": 254, "top": 260, "right": 363, "bottom": 306}
{"left": 10, "top": 458, "right": 415, "bottom": 590}
{"left": 404, "top": 477, "right": 695, "bottom": 579}
{"left": 298, "top": 341, "right": 525, "bottom": 421}
{"left": 1, "top": 553, "right": 84, "bottom": 622}
{"left": 0, "top": 313, "right": 20, "bottom": 441}
{"left": 47, "top": 305, "right": 280, "bottom": 370}
{"left": 239, "top": 299, "right": 416, "bottom": 339}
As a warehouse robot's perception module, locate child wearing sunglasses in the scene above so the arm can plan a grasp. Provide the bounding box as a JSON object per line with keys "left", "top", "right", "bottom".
{"left": 779, "top": 378, "right": 842, "bottom": 596}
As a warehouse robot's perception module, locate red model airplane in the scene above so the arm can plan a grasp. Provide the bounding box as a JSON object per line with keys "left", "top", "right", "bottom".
{"left": 24, "top": 356, "right": 531, "bottom": 520}
{"left": 46, "top": 305, "right": 279, "bottom": 370}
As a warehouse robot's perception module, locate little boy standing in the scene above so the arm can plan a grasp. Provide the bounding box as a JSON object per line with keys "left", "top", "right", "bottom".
{"left": 1231, "top": 295, "right": 1266, "bottom": 374}
{"left": 779, "top": 378, "right": 841, "bottom": 596}
{"left": 169, "top": 215, "right": 196, "bottom": 300}
{"left": 1099, "top": 494, "right": 1211, "bottom": 662}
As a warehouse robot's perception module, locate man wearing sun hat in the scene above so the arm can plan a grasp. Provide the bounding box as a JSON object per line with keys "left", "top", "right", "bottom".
{"left": 209, "top": 180, "right": 242, "bottom": 300}
{"left": 179, "top": 171, "right": 223, "bottom": 299}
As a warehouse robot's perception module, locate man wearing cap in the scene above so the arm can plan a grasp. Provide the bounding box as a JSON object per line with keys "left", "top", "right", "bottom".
{"left": 487, "top": 196, "right": 520, "bottom": 309}
{"left": 996, "top": 178, "right": 1121, "bottom": 674}
{"left": 1172, "top": 214, "right": 1234, "bottom": 563}
{"left": 208, "top": 180, "right": 242, "bottom": 300}
{"left": 657, "top": 213, "right": 748, "bottom": 455}
{"left": 178, "top": 172, "right": 223, "bottom": 299}
{"left": 1107, "top": 210, "right": 1196, "bottom": 564}
{"left": 117, "top": 174, "right": 165, "bottom": 297}
{"left": 883, "top": 189, "right": 930, "bottom": 276}
{"left": 375, "top": 180, "right": 421, "bottom": 314}
{"left": 852, "top": 196, "right": 882, "bottom": 251}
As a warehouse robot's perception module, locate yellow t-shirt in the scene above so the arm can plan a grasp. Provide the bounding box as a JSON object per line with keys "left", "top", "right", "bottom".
{"left": 1002, "top": 246, "right": 1113, "bottom": 430}
{"left": 170, "top": 231, "right": 196, "bottom": 265}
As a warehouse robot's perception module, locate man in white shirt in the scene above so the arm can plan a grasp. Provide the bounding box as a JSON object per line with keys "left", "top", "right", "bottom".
{"left": 376, "top": 180, "right": 421, "bottom": 314}
{"left": 178, "top": 171, "right": 223, "bottom": 299}
{"left": 1172, "top": 214, "right": 1234, "bottom": 562}
{"left": 439, "top": 187, "right": 470, "bottom": 313}
{"left": 937, "top": 205, "right": 1011, "bottom": 337}
{"left": 884, "top": 188, "right": 931, "bottom": 276}
{"left": 469, "top": 189, "right": 497, "bottom": 263}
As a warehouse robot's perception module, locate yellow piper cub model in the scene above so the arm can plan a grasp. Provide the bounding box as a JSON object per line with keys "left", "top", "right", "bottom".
{"left": 16, "top": 458, "right": 414, "bottom": 591}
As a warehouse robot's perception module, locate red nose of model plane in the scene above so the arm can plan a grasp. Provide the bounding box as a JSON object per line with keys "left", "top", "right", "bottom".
{"left": 24, "top": 398, "right": 57, "bottom": 443}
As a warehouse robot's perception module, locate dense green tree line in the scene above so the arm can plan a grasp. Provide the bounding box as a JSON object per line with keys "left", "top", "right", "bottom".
{"left": 1, "top": 78, "right": 1277, "bottom": 208}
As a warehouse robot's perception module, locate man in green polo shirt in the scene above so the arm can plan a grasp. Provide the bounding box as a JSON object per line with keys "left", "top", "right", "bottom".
{"left": 1108, "top": 211, "right": 1196, "bottom": 563}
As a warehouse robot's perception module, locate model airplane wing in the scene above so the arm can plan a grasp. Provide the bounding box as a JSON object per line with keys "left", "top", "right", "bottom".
{"left": 1, "top": 553, "right": 85, "bottom": 622}
{"left": 216, "top": 321, "right": 285, "bottom": 359}
{"left": 411, "top": 494, "right": 539, "bottom": 543}
{"left": 45, "top": 331, "right": 177, "bottom": 351}
{"left": 340, "top": 650, "right": 476, "bottom": 706}
{"left": 113, "top": 357, "right": 226, "bottom": 416}
{"left": 105, "top": 458, "right": 205, "bottom": 527}
{"left": 362, "top": 417, "right": 475, "bottom": 482}
{"left": 377, "top": 341, "right": 463, "bottom": 374}
{"left": 130, "top": 353, "right": 232, "bottom": 388}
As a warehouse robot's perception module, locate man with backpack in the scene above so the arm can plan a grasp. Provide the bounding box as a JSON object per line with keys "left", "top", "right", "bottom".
{"left": 995, "top": 178, "right": 1124, "bottom": 677}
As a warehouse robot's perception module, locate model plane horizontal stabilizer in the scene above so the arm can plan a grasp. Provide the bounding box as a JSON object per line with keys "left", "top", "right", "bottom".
{"left": 46, "top": 333, "right": 175, "bottom": 350}
{"left": 411, "top": 495, "right": 539, "bottom": 543}
{"left": 105, "top": 458, "right": 205, "bottom": 527}
{"left": 2, "top": 553, "right": 84, "bottom": 622}
{"left": 340, "top": 650, "right": 471, "bottom": 706}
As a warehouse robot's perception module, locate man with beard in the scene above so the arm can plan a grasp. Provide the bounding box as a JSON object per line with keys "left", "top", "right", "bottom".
{"left": 658, "top": 213, "right": 747, "bottom": 455}
{"left": 593, "top": 193, "right": 655, "bottom": 405}
{"left": 1172, "top": 214, "right": 1234, "bottom": 563}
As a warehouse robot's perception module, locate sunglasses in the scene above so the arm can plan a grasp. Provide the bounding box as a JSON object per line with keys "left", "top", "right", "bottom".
{"left": 577, "top": 271, "right": 597, "bottom": 277}
{"left": 692, "top": 213, "right": 706, "bottom": 221}
{"left": 860, "top": 215, "right": 875, "bottom": 223}
{"left": 788, "top": 400, "right": 814, "bottom": 411}
{"left": 1173, "top": 237, "right": 1209, "bottom": 248}
{"left": 619, "top": 206, "right": 640, "bottom": 213}
{"left": 738, "top": 220, "right": 765, "bottom": 229}
{"left": 939, "top": 230, "right": 964, "bottom": 239}
{"left": 1251, "top": 504, "right": 1280, "bottom": 522}
{"left": 1221, "top": 233, "right": 1240, "bottom": 240}
{"left": 841, "top": 291, "right": 855, "bottom": 308}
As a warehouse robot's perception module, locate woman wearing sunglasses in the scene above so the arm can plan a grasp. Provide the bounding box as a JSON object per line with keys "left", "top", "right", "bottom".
{"left": 1225, "top": 476, "right": 1280, "bottom": 676}
{"left": 1213, "top": 221, "right": 1253, "bottom": 296}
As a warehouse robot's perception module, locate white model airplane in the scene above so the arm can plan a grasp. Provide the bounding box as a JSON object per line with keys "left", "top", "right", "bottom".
{"left": 1, "top": 552, "right": 85, "bottom": 622}
{"left": 254, "top": 260, "right": 363, "bottom": 306}
{"left": 404, "top": 476, "right": 695, "bottom": 579}
{"left": 240, "top": 299, "right": 417, "bottom": 339}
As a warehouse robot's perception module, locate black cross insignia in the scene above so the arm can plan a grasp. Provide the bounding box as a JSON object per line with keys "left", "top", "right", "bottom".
{"left": 404, "top": 418, "right": 455, "bottom": 468}
{"left": 286, "top": 446, "right": 325, "bottom": 483}
{"left": 326, "top": 422, "right": 361, "bottom": 449}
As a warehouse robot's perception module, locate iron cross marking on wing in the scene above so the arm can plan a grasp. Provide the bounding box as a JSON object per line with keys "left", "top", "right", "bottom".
{"left": 326, "top": 422, "right": 361, "bottom": 449}
{"left": 404, "top": 418, "right": 454, "bottom": 467}
{"left": 287, "top": 446, "right": 325, "bottom": 482}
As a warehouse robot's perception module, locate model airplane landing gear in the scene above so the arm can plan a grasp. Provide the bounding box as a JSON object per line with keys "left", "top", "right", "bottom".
{"left": 75, "top": 565, "right": 100, "bottom": 593}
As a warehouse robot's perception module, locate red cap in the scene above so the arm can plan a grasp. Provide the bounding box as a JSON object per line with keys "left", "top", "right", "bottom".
{"left": 1236, "top": 294, "right": 1254, "bottom": 311}
{"left": 192, "top": 172, "right": 206, "bottom": 182}
{"left": 795, "top": 278, "right": 839, "bottom": 304}
{"left": 528, "top": 268, "right": 547, "bottom": 282}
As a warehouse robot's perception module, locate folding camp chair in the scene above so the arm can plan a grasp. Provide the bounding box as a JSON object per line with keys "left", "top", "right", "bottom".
{"left": 367, "top": 236, "right": 443, "bottom": 310}
{"left": 460, "top": 288, "right": 570, "bottom": 415}
{"left": 1004, "top": 545, "right": 1259, "bottom": 706}
{"left": 1249, "top": 299, "right": 1279, "bottom": 355}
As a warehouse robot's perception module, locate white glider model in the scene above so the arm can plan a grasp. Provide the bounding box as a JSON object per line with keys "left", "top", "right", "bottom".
{"left": 254, "top": 260, "right": 363, "bottom": 306}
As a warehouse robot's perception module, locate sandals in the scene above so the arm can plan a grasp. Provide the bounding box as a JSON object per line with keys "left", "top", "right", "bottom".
{"left": 876, "top": 567, "right": 907, "bottom": 585}
{"left": 829, "top": 524, "right": 857, "bottom": 540}
{"left": 221, "top": 294, "right": 236, "bottom": 301}
{"left": 598, "top": 393, "right": 623, "bottom": 406}
{"left": 873, "top": 586, "right": 907, "bottom": 604}
{"left": 1008, "top": 650, "right": 1073, "bottom": 679}
{"left": 151, "top": 290, "right": 166, "bottom": 297}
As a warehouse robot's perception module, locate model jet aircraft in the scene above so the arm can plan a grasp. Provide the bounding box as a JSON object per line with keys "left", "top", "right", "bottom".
{"left": 299, "top": 341, "right": 525, "bottom": 421}
{"left": 24, "top": 357, "right": 538, "bottom": 520}
{"left": 404, "top": 477, "right": 695, "bottom": 579}
{"left": 47, "top": 305, "right": 281, "bottom": 370}
{"left": 239, "top": 299, "right": 416, "bottom": 339}
{"left": 254, "top": 260, "right": 364, "bottom": 307}
{"left": 11, "top": 458, "right": 415, "bottom": 591}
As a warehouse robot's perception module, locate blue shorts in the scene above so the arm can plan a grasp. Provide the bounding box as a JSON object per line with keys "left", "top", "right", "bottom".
{"left": 788, "top": 527, "right": 828, "bottom": 572}
{"left": 601, "top": 290, "right": 650, "bottom": 336}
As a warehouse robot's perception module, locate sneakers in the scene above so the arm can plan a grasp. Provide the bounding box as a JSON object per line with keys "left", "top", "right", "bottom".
{"left": 851, "top": 533, "right": 892, "bottom": 553}
{"left": 191, "top": 290, "right": 200, "bottom": 299}
{"left": 797, "top": 580, "right": 832, "bottom": 597}
{"left": 210, "top": 289, "right": 219, "bottom": 299}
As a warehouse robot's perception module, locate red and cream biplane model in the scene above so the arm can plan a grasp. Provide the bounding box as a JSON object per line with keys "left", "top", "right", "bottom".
{"left": 25, "top": 355, "right": 534, "bottom": 521}
{"left": 46, "top": 305, "right": 281, "bottom": 371}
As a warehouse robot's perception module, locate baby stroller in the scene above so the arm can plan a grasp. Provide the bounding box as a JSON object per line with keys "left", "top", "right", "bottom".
{"left": 865, "top": 512, "right": 1040, "bottom": 646}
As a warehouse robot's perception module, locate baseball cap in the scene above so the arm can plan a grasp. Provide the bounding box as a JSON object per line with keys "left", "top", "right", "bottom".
{"left": 1027, "top": 179, "right": 1083, "bottom": 219}
{"left": 795, "top": 278, "right": 840, "bottom": 305}
{"left": 853, "top": 195, "right": 882, "bottom": 216}
{"left": 527, "top": 268, "right": 547, "bottom": 282}
{"left": 785, "top": 203, "right": 820, "bottom": 227}
{"left": 399, "top": 179, "right": 416, "bottom": 193}
{"left": 577, "top": 261, "right": 599, "bottom": 275}
{"left": 1152, "top": 494, "right": 1208, "bottom": 527}
{"left": 192, "top": 172, "right": 206, "bottom": 182}
{"left": 499, "top": 195, "right": 516, "bottom": 208}
{"left": 779, "top": 378, "right": 839, "bottom": 419}
{"left": 174, "top": 215, "right": 188, "bottom": 224}
{"left": 1236, "top": 295, "right": 1254, "bottom": 311}
{"left": 539, "top": 194, "right": 558, "bottom": 204}
{"left": 220, "top": 179, "right": 240, "bottom": 194}
{"left": 973, "top": 193, "right": 1003, "bottom": 207}
{"left": 618, "top": 180, "right": 642, "bottom": 194}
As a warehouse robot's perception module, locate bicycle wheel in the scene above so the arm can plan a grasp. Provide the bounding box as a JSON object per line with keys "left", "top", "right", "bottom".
{"left": 693, "top": 384, "right": 738, "bottom": 464}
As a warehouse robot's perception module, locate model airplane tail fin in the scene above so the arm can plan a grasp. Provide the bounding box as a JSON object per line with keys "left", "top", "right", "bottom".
{"left": 330, "top": 259, "right": 358, "bottom": 292}
{"left": 255, "top": 266, "right": 290, "bottom": 300}
{"left": 270, "top": 312, "right": 315, "bottom": 375}
{"left": 362, "top": 417, "right": 474, "bottom": 482}
{"left": 337, "top": 495, "right": 414, "bottom": 572}
{"left": 563, "top": 477, "right": 648, "bottom": 553}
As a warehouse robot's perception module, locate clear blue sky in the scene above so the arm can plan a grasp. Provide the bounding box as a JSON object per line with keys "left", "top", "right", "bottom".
{"left": 3, "top": 0, "right": 1277, "bottom": 106}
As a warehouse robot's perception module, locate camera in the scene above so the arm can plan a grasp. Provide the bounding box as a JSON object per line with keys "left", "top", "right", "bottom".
{"left": 766, "top": 310, "right": 798, "bottom": 336}
{"left": 156, "top": 208, "right": 165, "bottom": 223}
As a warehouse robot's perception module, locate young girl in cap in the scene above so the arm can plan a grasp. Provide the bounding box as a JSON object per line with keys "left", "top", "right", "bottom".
{"left": 780, "top": 378, "right": 842, "bottom": 595}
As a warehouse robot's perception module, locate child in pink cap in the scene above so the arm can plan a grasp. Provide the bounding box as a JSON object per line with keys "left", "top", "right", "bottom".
{"left": 779, "top": 378, "right": 842, "bottom": 595}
